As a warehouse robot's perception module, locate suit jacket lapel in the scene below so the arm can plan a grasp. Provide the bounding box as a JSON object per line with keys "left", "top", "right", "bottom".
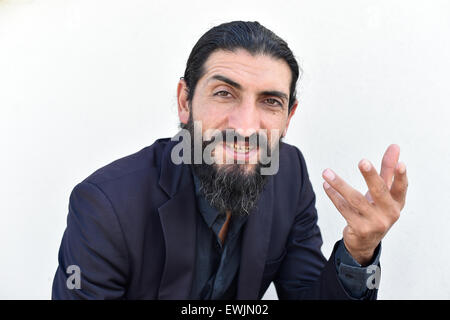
{"left": 157, "top": 140, "right": 197, "bottom": 299}
{"left": 236, "top": 176, "right": 274, "bottom": 300}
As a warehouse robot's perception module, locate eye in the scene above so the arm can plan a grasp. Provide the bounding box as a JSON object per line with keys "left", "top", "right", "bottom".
{"left": 265, "top": 98, "right": 282, "bottom": 107}
{"left": 214, "top": 90, "right": 231, "bottom": 97}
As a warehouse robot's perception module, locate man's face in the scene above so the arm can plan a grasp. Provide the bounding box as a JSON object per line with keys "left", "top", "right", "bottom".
{"left": 178, "top": 48, "right": 297, "bottom": 174}
{"left": 177, "top": 48, "right": 298, "bottom": 215}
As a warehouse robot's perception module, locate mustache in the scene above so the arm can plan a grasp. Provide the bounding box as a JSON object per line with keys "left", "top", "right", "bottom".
{"left": 201, "top": 130, "right": 268, "bottom": 149}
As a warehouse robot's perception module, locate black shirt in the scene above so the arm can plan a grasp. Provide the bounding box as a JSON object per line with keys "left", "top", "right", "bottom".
{"left": 189, "top": 171, "right": 248, "bottom": 299}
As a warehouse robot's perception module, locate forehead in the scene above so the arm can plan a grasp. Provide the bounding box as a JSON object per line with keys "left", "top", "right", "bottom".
{"left": 199, "top": 49, "right": 291, "bottom": 92}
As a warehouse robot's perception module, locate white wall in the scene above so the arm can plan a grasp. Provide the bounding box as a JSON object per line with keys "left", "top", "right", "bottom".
{"left": 1, "top": 0, "right": 449, "bottom": 299}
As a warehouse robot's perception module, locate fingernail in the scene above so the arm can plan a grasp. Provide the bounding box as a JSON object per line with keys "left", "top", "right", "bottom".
{"left": 361, "top": 159, "right": 371, "bottom": 172}
{"left": 324, "top": 182, "right": 331, "bottom": 189}
{"left": 323, "top": 168, "right": 336, "bottom": 181}
{"left": 398, "top": 162, "right": 406, "bottom": 174}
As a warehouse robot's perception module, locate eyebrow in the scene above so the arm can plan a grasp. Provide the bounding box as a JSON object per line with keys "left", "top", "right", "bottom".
{"left": 260, "top": 90, "right": 289, "bottom": 102}
{"left": 209, "top": 74, "right": 242, "bottom": 90}
{"left": 208, "top": 74, "right": 289, "bottom": 103}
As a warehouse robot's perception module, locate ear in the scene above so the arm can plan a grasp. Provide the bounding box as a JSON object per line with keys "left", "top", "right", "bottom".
{"left": 282, "top": 99, "right": 298, "bottom": 137}
{"left": 177, "top": 78, "right": 190, "bottom": 125}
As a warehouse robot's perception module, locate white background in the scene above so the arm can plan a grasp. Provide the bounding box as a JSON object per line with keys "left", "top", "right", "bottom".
{"left": 1, "top": 0, "right": 449, "bottom": 299}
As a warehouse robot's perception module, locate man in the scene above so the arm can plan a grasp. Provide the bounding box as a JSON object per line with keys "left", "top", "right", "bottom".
{"left": 52, "top": 21, "right": 408, "bottom": 299}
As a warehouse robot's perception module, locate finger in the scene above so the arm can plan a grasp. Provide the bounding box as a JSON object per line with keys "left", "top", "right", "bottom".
{"left": 390, "top": 162, "right": 408, "bottom": 209}
{"left": 322, "top": 168, "right": 371, "bottom": 214}
{"left": 359, "top": 159, "right": 393, "bottom": 206}
{"left": 365, "top": 190, "right": 374, "bottom": 204}
{"left": 323, "top": 181, "right": 360, "bottom": 222}
{"left": 379, "top": 144, "right": 400, "bottom": 189}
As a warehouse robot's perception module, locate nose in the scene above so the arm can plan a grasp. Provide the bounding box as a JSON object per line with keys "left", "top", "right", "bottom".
{"left": 227, "top": 97, "right": 261, "bottom": 137}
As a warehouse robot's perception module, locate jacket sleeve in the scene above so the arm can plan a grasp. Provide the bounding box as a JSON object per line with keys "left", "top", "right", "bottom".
{"left": 274, "top": 148, "right": 378, "bottom": 300}
{"left": 52, "top": 181, "right": 129, "bottom": 299}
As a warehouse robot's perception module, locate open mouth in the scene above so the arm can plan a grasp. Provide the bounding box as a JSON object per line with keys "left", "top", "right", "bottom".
{"left": 223, "top": 142, "right": 258, "bottom": 163}
{"left": 225, "top": 142, "right": 255, "bottom": 153}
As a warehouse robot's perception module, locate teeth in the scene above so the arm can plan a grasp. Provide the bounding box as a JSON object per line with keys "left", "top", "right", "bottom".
{"left": 226, "top": 143, "right": 252, "bottom": 153}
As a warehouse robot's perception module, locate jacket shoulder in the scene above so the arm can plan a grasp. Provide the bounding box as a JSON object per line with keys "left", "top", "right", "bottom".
{"left": 82, "top": 138, "right": 171, "bottom": 186}
{"left": 278, "top": 141, "right": 309, "bottom": 181}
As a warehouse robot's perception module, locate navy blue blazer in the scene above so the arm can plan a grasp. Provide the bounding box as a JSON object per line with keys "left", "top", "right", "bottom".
{"left": 52, "top": 138, "right": 376, "bottom": 300}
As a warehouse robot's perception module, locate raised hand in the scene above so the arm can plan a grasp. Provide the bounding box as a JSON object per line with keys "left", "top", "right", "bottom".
{"left": 322, "top": 144, "right": 408, "bottom": 265}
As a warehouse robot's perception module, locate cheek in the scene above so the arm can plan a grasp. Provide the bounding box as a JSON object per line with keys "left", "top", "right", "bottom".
{"left": 194, "top": 106, "right": 229, "bottom": 131}
{"left": 260, "top": 113, "right": 288, "bottom": 138}
{"left": 260, "top": 106, "right": 288, "bottom": 123}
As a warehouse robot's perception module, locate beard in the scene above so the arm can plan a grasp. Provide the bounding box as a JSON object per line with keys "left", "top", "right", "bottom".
{"left": 182, "top": 115, "right": 277, "bottom": 217}
{"left": 192, "top": 159, "right": 268, "bottom": 217}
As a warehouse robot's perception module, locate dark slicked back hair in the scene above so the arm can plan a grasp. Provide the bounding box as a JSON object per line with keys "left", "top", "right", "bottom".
{"left": 183, "top": 21, "right": 300, "bottom": 113}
